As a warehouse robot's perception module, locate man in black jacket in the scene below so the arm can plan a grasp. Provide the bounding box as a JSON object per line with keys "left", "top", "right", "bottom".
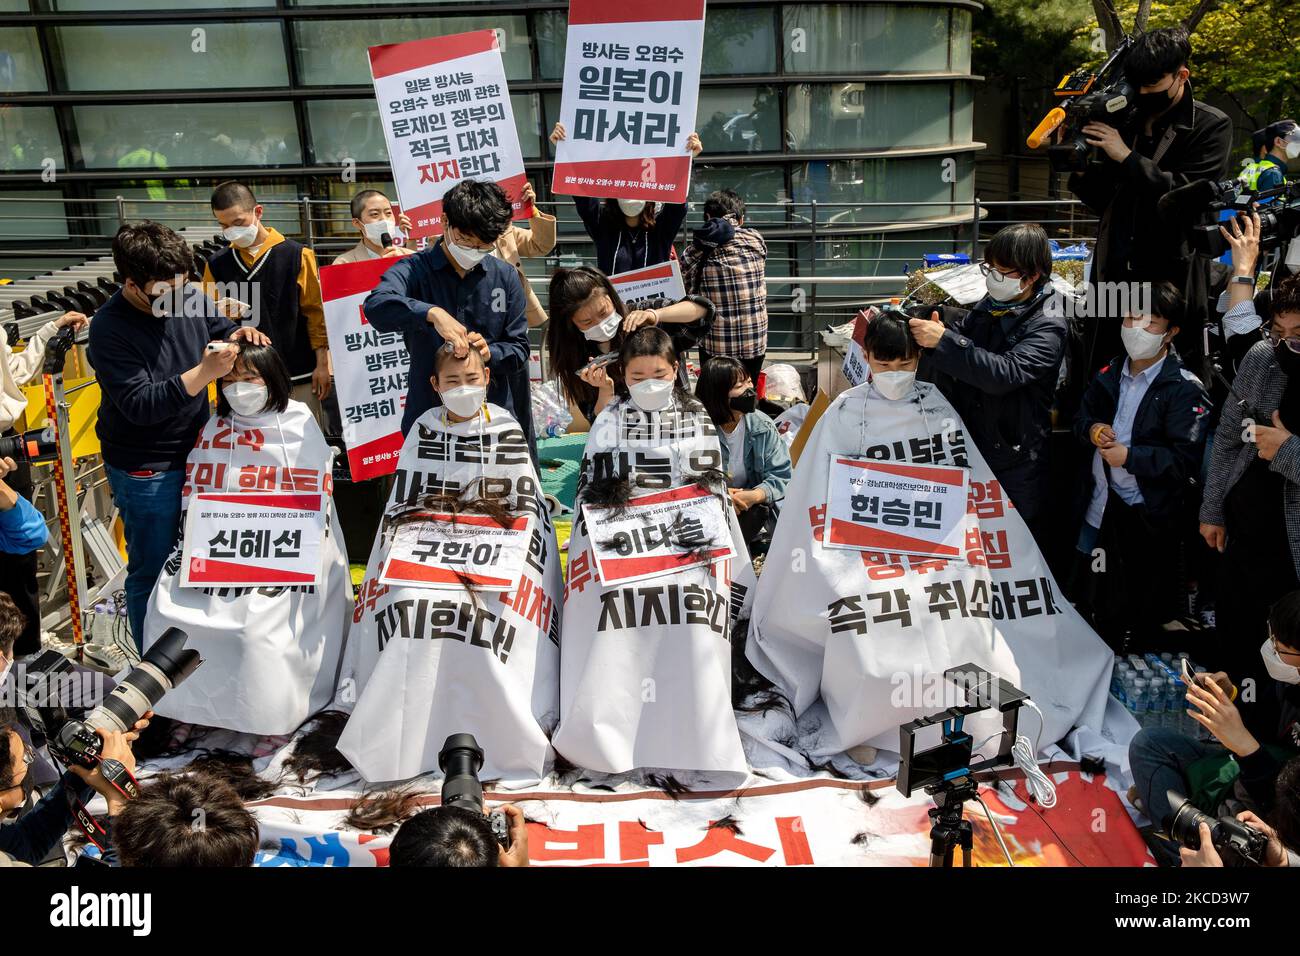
{"left": 911, "top": 223, "right": 1065, "bottom": 550}
{"left": 1071, "top": 282, "right": 1211, "bottom": 649}
{"left": 1066, "top": 26, "right": 1232, "bottom": 388}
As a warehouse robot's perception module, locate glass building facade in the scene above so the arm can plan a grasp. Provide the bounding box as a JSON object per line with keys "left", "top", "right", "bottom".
{"left": 0, "top": 0, "right": 982, "bottom": 333}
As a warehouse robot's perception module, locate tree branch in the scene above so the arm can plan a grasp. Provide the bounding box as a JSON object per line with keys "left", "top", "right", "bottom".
{"left": 1090, "top": 0, "right": 1124, "bottom": 51}
{"left": 1182, "top": 0, "right": 1222, "bottom": 35}
{"left": 1135, "top": 0, "right": 1154, "bottom": 32}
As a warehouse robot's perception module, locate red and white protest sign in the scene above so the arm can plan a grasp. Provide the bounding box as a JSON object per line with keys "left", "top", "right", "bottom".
{"left": 609, "top": 259, "right": 686, "bottom": 308}
{"left": 181, "top": 491, "right": 326, "bottom": 587}
{"left": 370, "top": 30, "right": 533, "bottom": 239}
{"left": 585, "top": 483, "right": 735, "bottom": 586}
{"left": 824, "top": 456, "right": 969, "bottom": 559}
{"left": 551, "top": 0, "right": 705, "bottom": 203}
{"left": 379, "top": 511, "right": 534, "bottom": 591}
{"left": 320, "top": 257, "right": 407, "bottom": 482}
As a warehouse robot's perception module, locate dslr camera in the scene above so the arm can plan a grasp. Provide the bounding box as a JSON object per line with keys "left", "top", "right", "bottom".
{"left": 1166, "top": 791, "right": 1270, "bottom": 866}
{"left": 438, "top": 733, "right": 511, "bottom": 848}
{"left": 1158, "top": 177, "right": 1300, "bottom": 260}
{"left": 1028, "top": 35, "right": 1136, "bottom": 173}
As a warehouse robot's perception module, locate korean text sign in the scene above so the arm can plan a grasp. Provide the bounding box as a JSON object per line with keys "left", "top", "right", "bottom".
{"left": 181, "top": 491, "right": 325, "bottom": 587}
{"left": 824, "top": 456, "right": 969, "bottom": 559}
{"left": 370, "top": 30, "right": 534, "bottom": 239}
{"left": 551, "top": 0, "right": 706, "bottom": 203}
{"left": 585, "top": 483, "right": 735, "bottom": 585}
{"left": 379, "top": 511, "right": 534, "bottom": 591}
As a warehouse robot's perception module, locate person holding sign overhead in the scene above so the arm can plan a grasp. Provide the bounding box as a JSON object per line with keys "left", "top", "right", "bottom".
{"left": 142, "top": 342, "right": 351, "bottom": 737}
{"left": 544, "top": 265, "right": 713, "bottom": 426}
{"left": 549, "top": 123, "right": 702, "bottom": 276}
{"left": 336, "top": 345, "right": 561, "bottom": 783}
{"left": 553, "top": 326, "right": 751, "bottom": 777}
{"left": 363, "top": 179, "right": 534, "bottom": 457}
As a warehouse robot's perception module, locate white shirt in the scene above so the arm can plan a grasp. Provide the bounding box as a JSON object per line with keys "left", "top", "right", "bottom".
{"left": 723, "top": 416, "right": 748, "bottom": 488}
{"left": 1085, "top": 354, "right": 1166, "bottom": 528}
{"left": 1, "top": 320, "right": 61, "bottom": 432}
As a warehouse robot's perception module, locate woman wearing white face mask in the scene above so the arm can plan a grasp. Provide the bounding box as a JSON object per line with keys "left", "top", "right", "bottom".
{"left": 550, "top": 123, "right": 703, "bottom": 275}
{"left": 544, "top": 266, "right": 714, "bottom": 426}
{"left": 1128, "top": 589, "right": 1300, "bottom": 866}
{"left": 141, "top": 342, "right": 351, "bottom": 739}
{"left": 1069, "top": 282, "right": 1211, "bottom": 652}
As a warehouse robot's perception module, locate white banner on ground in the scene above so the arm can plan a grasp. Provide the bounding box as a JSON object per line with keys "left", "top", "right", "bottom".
{"left": 553, "top": 396, "right": 752, "bottom": 775}
{"left": 608, "top": 259, "right": 686, "bottom": 309}
{"left": 551, "top": 0, "right": 705, "bottom": 203}
{"left": 379, "top": 511, "right": 535, "bottom": 591}
{"left": 320, "top": 257, "right": 407, "bottom": 482}
{"left": 370, "top": 30, "right": 533, "bottom": 239}
{"left": 824, "top": 456, "right": 969, "bottom": 559}
{"left": 587, "top": 483, "right": 735, "bottom": 585}
{"left": 746, "top": 380, "right": 1117, "bottom": 758}
{"left": 143, "top": 403, "right": 351, "bottom": 736}
{"left": 181, "top": 491, "right": 325, "bottom": 587}
{"left": 337, "top": 404, "right": 561, "bottom": 784}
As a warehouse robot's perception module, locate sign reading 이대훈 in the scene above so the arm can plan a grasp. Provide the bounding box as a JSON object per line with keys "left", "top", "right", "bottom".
{"left": 585, "top": 483, "right": 735, "bottom": 586}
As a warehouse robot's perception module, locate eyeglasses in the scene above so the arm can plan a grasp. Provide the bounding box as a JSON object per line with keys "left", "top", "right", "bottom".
{"left": 978, "top": 262, "right": 1019, "bottom": 280}
{"left": 1263, "top": 328, "right": 1300, "bottom": 353}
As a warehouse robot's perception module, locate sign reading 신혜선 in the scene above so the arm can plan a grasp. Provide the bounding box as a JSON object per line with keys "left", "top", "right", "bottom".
{"left": 181, "top": 491, "right": 326, "bottom": 588}
{"left": 551, "top": 0, "right": 706, "bottom": 204}
{"left": 370, "top": 30, "right": 534, "bottom": 239}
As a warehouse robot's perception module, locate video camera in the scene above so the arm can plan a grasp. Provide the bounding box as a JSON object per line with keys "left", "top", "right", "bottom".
{"left": 1028, "top": 34, "right": 1136, "bottom": 173}
{"left": 438, "top": 733, "right": 512, "bottom": 848}
{"left": 0, "top": 426, "right": 58, "bottom": 465}
{"left": 16, "top": 628, "right": 202, "bottom": 770}
{"left": 1166, "top": 791, "right": 1271, "bottom": 866}
{"left": 1157, "top": 177, "right": 1300, "bottom": 259}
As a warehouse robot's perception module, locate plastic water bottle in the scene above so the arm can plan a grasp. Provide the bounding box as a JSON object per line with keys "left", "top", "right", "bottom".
{"left": 1147, "top": 677, "right": 1166, "bottom": 731}
{"left": 1131, "top": 678, "right": 1149, "bottom": 727}
{"left": 1165, "top": 680, "right": 1183, "bottom": 731}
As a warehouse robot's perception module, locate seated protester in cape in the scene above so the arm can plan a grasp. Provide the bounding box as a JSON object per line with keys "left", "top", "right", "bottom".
{"left": 552, "top": 327, "right": 752, "bottom": 777}
{"left": 744, "top": 310, "right": 1117, "bottom": 761}
{"left": 1069, "top": 282, "right": 1211, "bottom": 653}
{"left": 335, "top": 345, "right": 561, "bottom": 784}
{"left": 694, "top": 357, "right": 792, "bottom": 559}
{"left": 544, "top": 265, "right": 714, "bottom": 428}
{"left": 143, "top": 342, "right": 351, "bottom": 737}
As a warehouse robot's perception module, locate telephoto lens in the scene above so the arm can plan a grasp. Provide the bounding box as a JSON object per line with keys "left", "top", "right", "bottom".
{"left": 438, "top": 733, "right": 487, "bottom": 812}
{"left": 0, "top": 426, "right": 59, "bottom": 465}
{"left": 1166, "top": 791, "right": 1270, "bottom": 866}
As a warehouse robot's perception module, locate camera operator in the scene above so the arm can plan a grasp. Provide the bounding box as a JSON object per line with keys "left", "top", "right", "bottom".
{"left": 389, "top": 803, "right": 529, "bottom": 868}
{"left": 1067, "top": 26, "right": 1232, "bottom": 379}
{"left": 1128, "top": 589, "right": 1300, "bottom": 865}
{"left": 1181, "top": 756, "right": 1300, "bottom": 867}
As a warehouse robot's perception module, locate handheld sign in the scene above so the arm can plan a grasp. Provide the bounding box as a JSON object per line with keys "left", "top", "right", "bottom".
{"left": 181, "top": 491, "right": 326, "bottom": 587}
{"left": 608, "top": 259, "right": 686, "bottom": 309}
{"left": 824, "top": 456, "right": 969, "bottom": 559}
{"left": 370, "top": 30, "right": 533, "bottom": 239}
{"left": 585, "top": 483, "right": 735, "bottom": 586}
{"left": 379, "top": 511, "right": 534, "bottom": 591}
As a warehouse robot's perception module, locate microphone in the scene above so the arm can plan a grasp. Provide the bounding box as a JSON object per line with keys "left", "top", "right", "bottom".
{"left": 1027, "top": 108, "right": 1066, "bottom": 150}
{"left": 380, "top": 230, "right": 394, "bottom": 249}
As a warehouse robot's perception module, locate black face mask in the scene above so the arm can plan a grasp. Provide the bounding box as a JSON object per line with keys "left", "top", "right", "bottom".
{"left": 1135, "top": 80, "right": 1178, "bottom": 117}
{"left": 1275, "top": 341, "right": 1300, "bottom": 374}
{"left": 729, "top": 388, "right": 757, "bottom": 414}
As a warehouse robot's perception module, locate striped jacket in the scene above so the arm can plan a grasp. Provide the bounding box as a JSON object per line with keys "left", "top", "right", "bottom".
{"left": 1200, "top": 337, "right": 1300, "bottom": 573}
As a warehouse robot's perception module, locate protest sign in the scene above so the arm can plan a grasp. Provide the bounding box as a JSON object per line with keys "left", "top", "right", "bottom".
{"left": 551, "top": 0, "right": 706, "bottom": 203}
{"left": 608, "top": 259, "right": 686, "bottom": 308}
{"left": 321, "top": 257, "right": 407, "bottom": 482}
{"left": 586, "top": 483, "right": 735, "bottom": 585}
{"left": 379, "top": 511, "right": 534, "bottom": 591}
{"left": 180, "top": 491, "right": 325, "bottom": 588}
{"left": 824, "top": 456, "right": 969, "bottom": 559}
{"left": 370, "top": 29, "right": 533, "bottom": 238}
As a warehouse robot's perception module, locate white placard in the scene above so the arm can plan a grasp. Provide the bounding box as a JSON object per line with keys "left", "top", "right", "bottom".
{"left": 181, "top": 491, "right": 326, "bottom": 588}
{"left": 609, "top": 259, "right": 686, "bottom": 308}
{"left": 824, "top": 455, "right": 969, "bottom": 559}
{"left": 379, "top": 511, "right": 535, "bottom": 592}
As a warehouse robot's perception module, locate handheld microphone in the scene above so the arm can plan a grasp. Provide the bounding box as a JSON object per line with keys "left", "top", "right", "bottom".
{"left": 380, "top": 230, "right": 394, "bottom": 249}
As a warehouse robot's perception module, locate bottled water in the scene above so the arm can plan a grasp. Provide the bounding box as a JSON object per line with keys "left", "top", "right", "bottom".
{"left": 1131, "top": 678, "right": 1149, "bottom": 727}
{"left": 1166, "top": 680, "right": 1184, "bottom": 731}
{"left": 1147, "top": 677, "right": 1166, "bottom": 730}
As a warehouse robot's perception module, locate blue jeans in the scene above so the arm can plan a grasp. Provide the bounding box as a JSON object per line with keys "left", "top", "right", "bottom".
{"left": 105, "top": 465, "right": 185, "bottom": 649}
{"left": 1128, "top": 727, "right": 1224, "bottom": 865}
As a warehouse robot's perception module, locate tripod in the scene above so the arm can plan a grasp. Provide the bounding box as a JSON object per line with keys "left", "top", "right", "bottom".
{"left": 926, "top": 776, "right": 979, "bottom": 868}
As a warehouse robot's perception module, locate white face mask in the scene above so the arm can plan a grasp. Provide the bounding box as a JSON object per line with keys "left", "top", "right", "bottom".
{"left": 223, "top": 381, "right": 269, "bottom": 417}
{"left": 440, "top": 384, "right": 486, "bottom": 418}
{"left": 871, "top": 370, "right": 916, "bottom": 400}
{"left": 1285, "top": 138, "right": 1300, "bottom": 160}
{"left": 1121, "top": 324, "right": 1167, "bottom": 361}
{"left": 629, "top": 378, "right": 673, "bottom": 412}
{"left": 1261, "top": 637, "right": 1300, "bottom": 685}
{"left": 582, "top": 310, "right": 623, "bottom": 343}
{"left": 985, "top": 270, "right": 1024, "bottom": 302}
{"left": 223, "top": 223, "right": 260, "bottom": 249}
{"left": 363, "top": 219, "right": 396, "bottom": 245}
{"left": 617, "top": 199, "right": 647, "bottom": 218}
{"left": 445, "top": 235, "right": 491, "bottom": 269}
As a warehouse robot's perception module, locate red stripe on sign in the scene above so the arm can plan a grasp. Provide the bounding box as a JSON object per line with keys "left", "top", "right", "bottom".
{"left": 568, "top": 0, "right": 705, "bottom": 25}
{"left": 198, "top": 492, "right": 322, "bottom": 510}
{"left": 401, "top": 511, "right": 531, "bottom": 531}
{"left": 552, "top": 157, "right": 692, "bottom": 204}
{"left": 835, "top": 457, "right": 966, "bottom": 486}
{"left": 319, "top": 256, "right": 402, "bottom": 303}
{"left": 600, "top": 547, "right": 731, "bottom": 581}
{"left": 187, "top": 557, "right": 316, "bottom": 585}
{"left": 347, "top": 431, "right": 403, "bottom": 482}
{"left": 368, "top": 30, "right": 498, "bottom": 81}
{"left": 402, "top": 173, "right": 529, "bottom": 241}
{"left": 595, "top": 484, "right": 711, "bottom": 511}
{"left": 825, "top": 518, "right": 960, "bottom": 557}
{"left": 384, "top": 557, "right": 512, "bottom": 589}
{"left": 611, "top": 263, "right": 675, "bottom": 284}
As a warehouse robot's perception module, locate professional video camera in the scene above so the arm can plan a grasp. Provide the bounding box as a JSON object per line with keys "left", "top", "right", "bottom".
{"left": 1166, "top": 791, "right": 1270, "bottom": 866}
{"left": 16, "top": 627, "right": 202, "bottom": 770}
{"left": 897, "top": 663, "right": 1031, "bottom": 867}
{"left": 438, "top": 733, "right": 512, "bottom": 848}
{"left": 1157, "top": 177, "right": 1300, "bottom": 260}
{"left": 1027, "top": 34, "right": 1136, "bottom": 173}
{"left": 0, "top": 328, "right": 82, "bottom": 465}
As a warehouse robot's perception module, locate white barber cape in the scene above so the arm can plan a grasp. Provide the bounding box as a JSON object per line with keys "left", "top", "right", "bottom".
{"left": 552, "top": 394, "right": 751, "bottom": 776}
{"left": 746, "top": 380, "right": 1115, "bottom": 757}
{"left": 336, "top": 403, "right": 561, "bottom": 784}
{"left": 143, "top": 400, "right": 350, "bottom": 736}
